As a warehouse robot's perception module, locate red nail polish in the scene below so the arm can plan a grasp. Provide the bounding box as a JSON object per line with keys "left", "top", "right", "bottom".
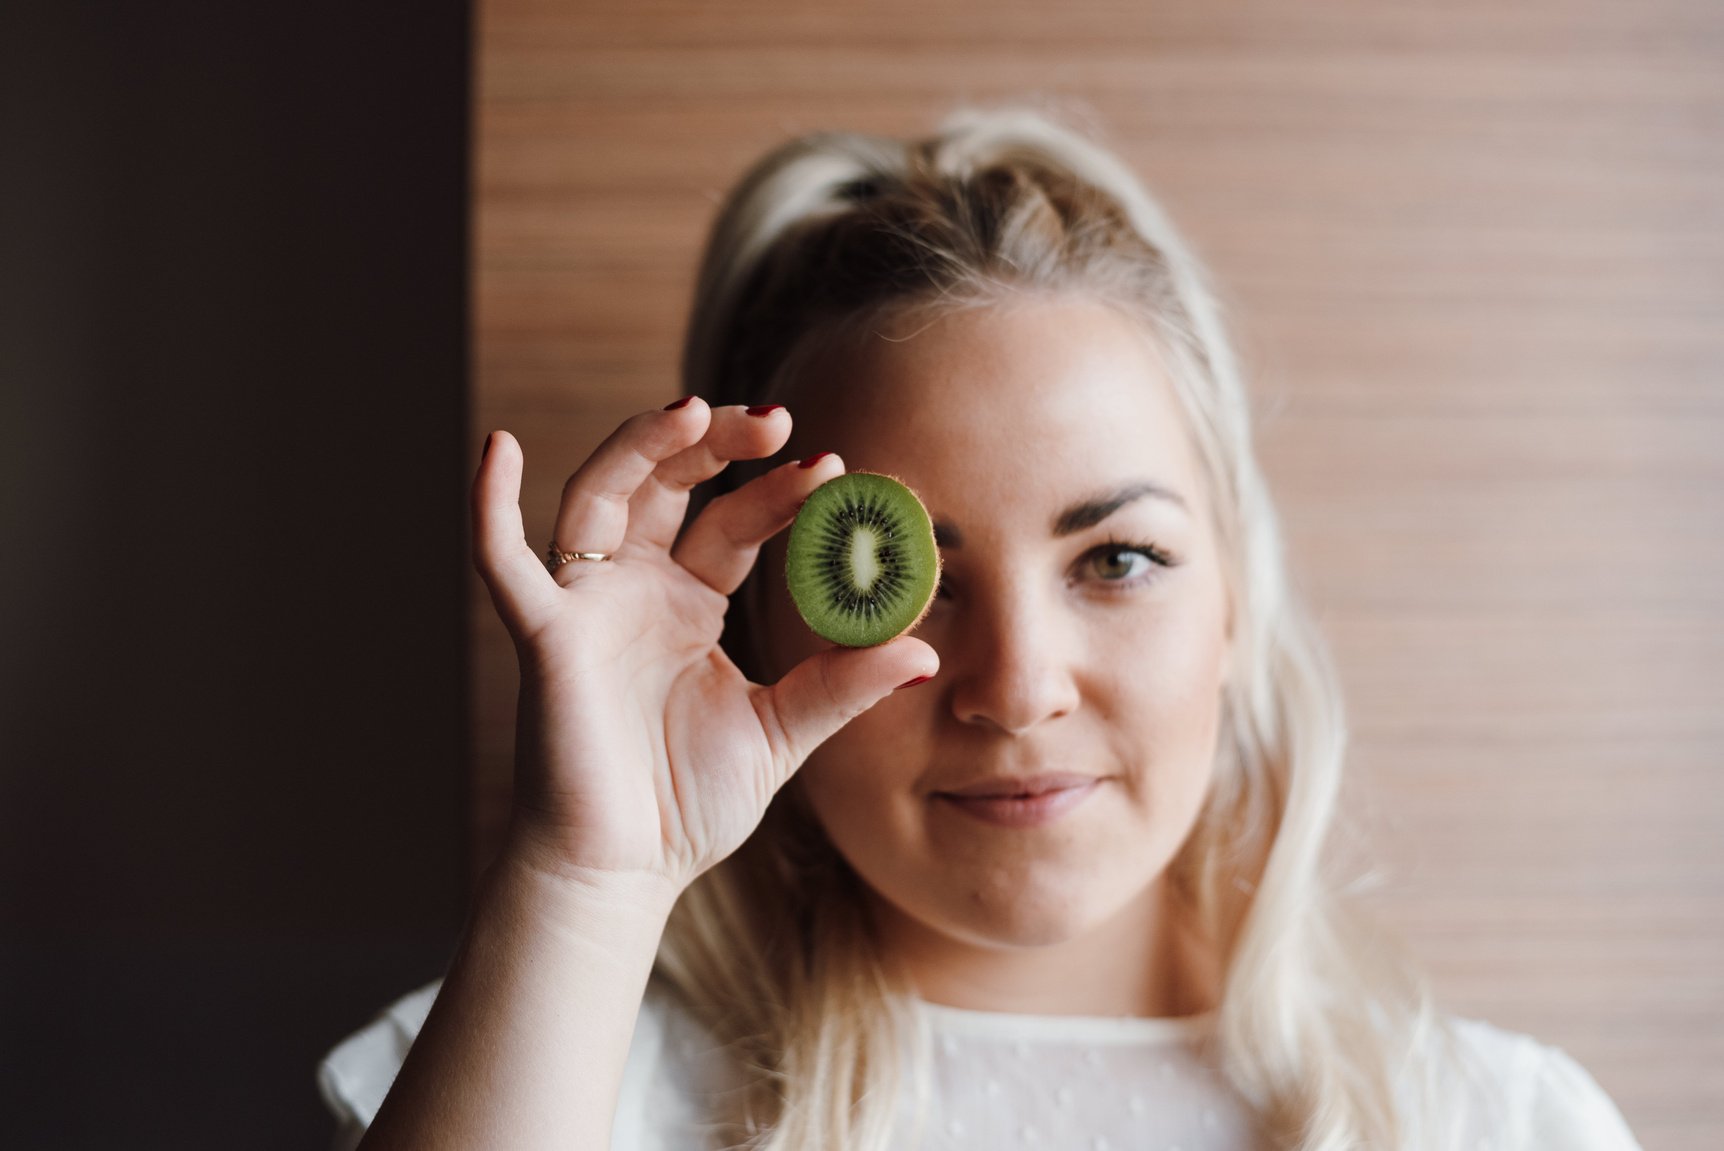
{"left": 664, "top": 396, "right": 694, "bottom": 410}
{"left": 798, "top": 451, "right": 834, "bottom": 469}
{"left": 896, "top": 675, "right": 932, "bottom": 691}
{"left": 745, "top": 404, "right": 784, "bottom": 417}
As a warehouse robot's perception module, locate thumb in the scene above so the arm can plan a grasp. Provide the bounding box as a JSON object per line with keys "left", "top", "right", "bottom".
{"left": 752, "top": 636, "right": 940, "bottom": 790}
{"left": 471, "top": 430, "right": 560, "bottom": 636}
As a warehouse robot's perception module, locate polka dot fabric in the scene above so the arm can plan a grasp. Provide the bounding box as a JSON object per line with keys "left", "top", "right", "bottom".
{"left": 318, "top": 978, "right": 1643, "bottom": 1150}
{"left": 908, "top": 1000, "right": 1267, "bottom": 1150}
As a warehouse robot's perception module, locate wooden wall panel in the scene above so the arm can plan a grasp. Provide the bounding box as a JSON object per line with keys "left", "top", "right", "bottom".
{"left": 472, "top": 3, "right": 1724, "bottom": 1144}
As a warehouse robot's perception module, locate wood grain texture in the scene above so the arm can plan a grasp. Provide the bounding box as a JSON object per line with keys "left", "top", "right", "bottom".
{"left": 472, "top": 2, "right": 1724, "bottom": 1143}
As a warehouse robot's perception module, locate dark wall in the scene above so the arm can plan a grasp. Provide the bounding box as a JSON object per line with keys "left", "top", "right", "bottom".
{"left": 1, "top": 4, "right": 470, "bottom": 1147}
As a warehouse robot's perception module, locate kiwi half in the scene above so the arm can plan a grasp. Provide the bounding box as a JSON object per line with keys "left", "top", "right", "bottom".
{"left": 785, "top": 471, "right": 941, "bottom": 647}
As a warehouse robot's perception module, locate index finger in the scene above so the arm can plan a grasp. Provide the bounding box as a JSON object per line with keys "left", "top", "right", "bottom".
{"left": 552, "top": 398, "right": 713, "bottom": 562}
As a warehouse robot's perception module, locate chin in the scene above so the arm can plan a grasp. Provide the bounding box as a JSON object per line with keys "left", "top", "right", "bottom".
{"left": 940, "top": 870, "right": 1121, "bottom": 948}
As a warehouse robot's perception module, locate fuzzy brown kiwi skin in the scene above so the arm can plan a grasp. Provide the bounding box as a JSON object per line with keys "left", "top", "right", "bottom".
{"left": 890, "top": 472, "right": 942, "bottom": 641}
{"left": 868, "top": 470, "right": 942, "bottom": 643}
{"left": 786, "top": 469, "right": 944, "bottom": 648}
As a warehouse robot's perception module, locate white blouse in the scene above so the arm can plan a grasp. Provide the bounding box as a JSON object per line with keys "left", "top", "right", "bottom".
{"left": 317, "top": 978, "right": 1643, "bottom": 1150}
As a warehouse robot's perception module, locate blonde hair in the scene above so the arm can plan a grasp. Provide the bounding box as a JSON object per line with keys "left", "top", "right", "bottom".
{"left": 656, "top": 100, "right": 1477, "bottom": 1150}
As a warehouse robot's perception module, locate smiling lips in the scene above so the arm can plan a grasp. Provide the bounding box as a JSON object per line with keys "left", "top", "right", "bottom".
{"left": 932, "top": 773, "right": 1104, "bottom": 828}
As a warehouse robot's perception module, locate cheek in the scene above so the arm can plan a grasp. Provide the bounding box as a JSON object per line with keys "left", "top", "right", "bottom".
{"left": 791, "top": 677, "right": 943, "bottom": 878}
{"left": 1147, "top": 614, "right": 1228, "bottom": 719}
{"left": 1131, "top": 569, "right": 1231, "bottom": 702}
{"left": 1098, "top": 589, "right": 1231, "bottom": 798}
{"left": 798, "top": 686, "right": 929, "bottom": 805}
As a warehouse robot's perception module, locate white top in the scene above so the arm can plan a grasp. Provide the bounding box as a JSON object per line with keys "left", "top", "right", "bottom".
{"left": 316, "top": 978, "right": 1643, "bottom": 1151}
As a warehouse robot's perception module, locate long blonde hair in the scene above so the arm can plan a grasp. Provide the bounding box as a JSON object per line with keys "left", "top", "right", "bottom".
{"left": 656, "top": 100, "right": 1472, "bottom": 1150}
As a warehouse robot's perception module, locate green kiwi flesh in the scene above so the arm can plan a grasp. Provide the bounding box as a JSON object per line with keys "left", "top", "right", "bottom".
{"left": 785, "top": 472, "right": 941, "bottom": 647}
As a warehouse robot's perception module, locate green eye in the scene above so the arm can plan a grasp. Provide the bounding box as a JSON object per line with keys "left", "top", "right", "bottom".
{"left": 1092, "top": 546, "right": 1151, "bottom": 580}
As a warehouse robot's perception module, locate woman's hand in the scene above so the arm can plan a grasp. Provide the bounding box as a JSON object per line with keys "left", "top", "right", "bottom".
{"left": 471, "top": 400, "right": 938, "bottom": 897}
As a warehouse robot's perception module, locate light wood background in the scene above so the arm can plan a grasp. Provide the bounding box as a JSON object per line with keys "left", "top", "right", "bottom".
{"left": 471, "top": 2, "right": 1724, "bottom": 1144}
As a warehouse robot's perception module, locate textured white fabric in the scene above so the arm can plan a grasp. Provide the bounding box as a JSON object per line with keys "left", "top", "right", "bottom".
{"left": 316, "top": 977, "right": 1643, "bottom": 1150}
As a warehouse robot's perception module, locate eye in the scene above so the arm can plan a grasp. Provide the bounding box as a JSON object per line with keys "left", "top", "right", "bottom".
{"left": 1091, "top": 546, "right": 1150, "bottom": 580}
{"left": 1078, "top": 541, "right": 1175, "bottom": 586}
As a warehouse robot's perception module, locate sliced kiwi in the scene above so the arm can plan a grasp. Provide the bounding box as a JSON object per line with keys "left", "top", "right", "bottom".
{"left": 785, "top": 471, "right": 941, "bottom": 647}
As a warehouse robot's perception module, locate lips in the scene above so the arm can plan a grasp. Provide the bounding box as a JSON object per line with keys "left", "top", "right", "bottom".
{"left": 932, "top": 774, "right": 1104, "bottom": 829}
{"left": 936, "top": 773, "right": 1101, "bottom": 799}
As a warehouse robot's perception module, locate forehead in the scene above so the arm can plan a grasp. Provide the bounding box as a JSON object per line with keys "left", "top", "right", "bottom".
{"left": 783, "top": 295, "right": 1205, "bottom": 525}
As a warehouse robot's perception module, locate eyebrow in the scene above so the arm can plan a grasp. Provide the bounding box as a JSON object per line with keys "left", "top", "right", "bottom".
{"left": 932, "top": 481, "right": 1189, "bottom": 548}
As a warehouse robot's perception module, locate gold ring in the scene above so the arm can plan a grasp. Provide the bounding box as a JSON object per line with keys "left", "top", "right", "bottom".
{"left": 545, "top": 545, "right": 615, "bottom": 572}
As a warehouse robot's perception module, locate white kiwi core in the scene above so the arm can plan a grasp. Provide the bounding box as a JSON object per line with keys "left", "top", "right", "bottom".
{"left": 849, "top": 526, "right": 882, "bottom": 591}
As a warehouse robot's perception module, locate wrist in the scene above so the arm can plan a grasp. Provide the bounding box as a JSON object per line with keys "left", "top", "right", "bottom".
{"left": 486, "top": 825, "right": 684, "bottom": 935}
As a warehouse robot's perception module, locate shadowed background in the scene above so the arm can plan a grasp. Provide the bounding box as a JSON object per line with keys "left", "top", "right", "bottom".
{"left": 3, "top": 3, "right": 469, "bottom": 1148}
{"left": 3, "top": 1, "right": 1720, "bottom": 1148}
{"left": 469, "top": 2, "right": 1723, "bottom": 1147}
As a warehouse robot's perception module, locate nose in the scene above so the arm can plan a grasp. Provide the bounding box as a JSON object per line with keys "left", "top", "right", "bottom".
{"left": 946, "top": 578, "right": 1081, "bottom": 736}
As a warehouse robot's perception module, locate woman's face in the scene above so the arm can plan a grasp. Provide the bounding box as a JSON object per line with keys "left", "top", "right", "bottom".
{"left": 760, "top": 293, "right": 1234, "bottom": 959}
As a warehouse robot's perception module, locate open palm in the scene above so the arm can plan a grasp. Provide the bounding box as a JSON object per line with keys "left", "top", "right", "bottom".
{"left": 471, "top": 400, "right": 936, "bottom": 893}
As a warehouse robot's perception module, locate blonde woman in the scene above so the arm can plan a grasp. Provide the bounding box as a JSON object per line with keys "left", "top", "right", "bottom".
{"left": 318, "top": 105, "right": 1643, "bottom": 1150}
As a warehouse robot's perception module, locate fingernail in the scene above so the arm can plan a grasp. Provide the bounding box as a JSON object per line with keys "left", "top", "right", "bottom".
{"left": 895, "top": 675, "right": 933, "bottom": 691}
{"left": 798, "top": 451, "right": 834, "bottom": 469}
{"left": 482, "top": 432, "right": 492, "bottom": 461}
{"left": 745, "top": 404, "right": 784, "bottom": 417}
{"left": 664, "top": 396, "right": 694, "bottom": 410}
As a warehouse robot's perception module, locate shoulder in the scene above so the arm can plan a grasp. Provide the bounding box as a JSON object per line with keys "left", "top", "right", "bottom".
{"left": 316, "top": 976, "right": 733, "bottom": 1148}
{"left": 1436, "top": 1015, "right": 1642, "bottom": 1151}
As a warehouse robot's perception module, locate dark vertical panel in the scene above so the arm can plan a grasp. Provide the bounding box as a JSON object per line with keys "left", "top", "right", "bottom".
{"left": 1, "top": 3, "right": 470, "bottom": 1146}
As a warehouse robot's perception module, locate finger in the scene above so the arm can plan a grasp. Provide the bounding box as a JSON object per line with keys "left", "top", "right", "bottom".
{"left": 751, "top": 637, "right": 940, "bottom": 791}
{"left": 552, "top": 399, "right": 712, "bottom": 564}
{"left": 671, "top": 450, "right": 843, "bottom": 595}
{"left": 472, "top": 430, "right": 561, "bottom": 635}
{"left": 629, "top": 404, "right": 792, "bottom": 549}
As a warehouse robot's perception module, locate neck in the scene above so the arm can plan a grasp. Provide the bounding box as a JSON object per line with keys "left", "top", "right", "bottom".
{"left": 865, "top": 879, "right": 1223, "bottom": 1019}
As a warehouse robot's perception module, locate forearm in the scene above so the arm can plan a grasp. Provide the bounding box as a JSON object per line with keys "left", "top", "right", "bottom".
{"left": 358, "top": 851, "right": 678, "bottom": 1151}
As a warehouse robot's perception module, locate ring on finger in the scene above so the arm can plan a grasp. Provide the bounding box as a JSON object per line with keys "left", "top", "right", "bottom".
{"left": 545, "top": 543, "right": 615, "bottom": 572}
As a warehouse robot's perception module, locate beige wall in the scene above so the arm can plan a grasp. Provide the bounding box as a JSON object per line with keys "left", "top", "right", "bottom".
{"left": 471, "top": 3, "right": 1724, "bottom": 1144}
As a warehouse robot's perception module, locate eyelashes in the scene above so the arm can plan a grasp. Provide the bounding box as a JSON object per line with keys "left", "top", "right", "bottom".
{"left": 932, "top": 538, "right": 1179, "bottom": 600}
{"left": 1078, "top": 538, "right": 1178, "bottom": 588}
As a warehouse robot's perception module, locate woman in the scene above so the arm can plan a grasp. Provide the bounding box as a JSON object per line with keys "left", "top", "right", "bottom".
{"left": 318, "top": 105, "right": 1643, "bottom": 1150}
